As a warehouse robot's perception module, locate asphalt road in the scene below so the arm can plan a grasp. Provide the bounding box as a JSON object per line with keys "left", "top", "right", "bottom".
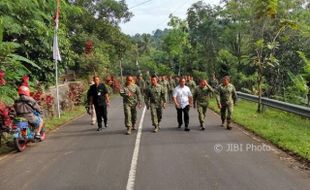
{"left": 0, "top": 97, "right": 309, "bottom": 190}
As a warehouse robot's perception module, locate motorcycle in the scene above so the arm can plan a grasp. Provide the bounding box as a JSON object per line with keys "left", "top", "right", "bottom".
{"left": 0, "top": 104, "right": 46, "bottom": 152}
{"left": 11, "top": 116, "right": 46, "bottom": 152}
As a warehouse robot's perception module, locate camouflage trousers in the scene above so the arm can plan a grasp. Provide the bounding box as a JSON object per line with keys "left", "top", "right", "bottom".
{"left": 123, "top": 103, "right": 137, "bottom": 128}
{"left": 164, "top": 89, "right": 169, "bottom": 103}
{"left": 220, "top": 102, "right": 233, "bottom": 122}
{"left": 150, "top": 104, "right": 162, "bottom": 127}
{"left": 168, "top": 90, "right": 174, "bottom": 103}
{"left": 197, "top": 104, "right": 208, "bottom": 124}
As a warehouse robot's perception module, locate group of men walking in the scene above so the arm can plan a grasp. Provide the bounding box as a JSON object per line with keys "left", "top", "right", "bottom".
{"left": 86, "top": 74, "right": 237, "bottom": 135}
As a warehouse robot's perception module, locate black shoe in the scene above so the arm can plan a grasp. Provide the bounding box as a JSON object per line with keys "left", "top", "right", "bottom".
{"left": 34, "top": 134, "right": 41, "bottom": 139}
{"left": 184, "top": 128, "right": 190, "bottom": 131}
{"left": 201, "top": 127, "right": 205, "bottom": 130}
{"left": 221, "top": 120, "right": 225, "bottom": 127}
{"left": 178, "top": 125, "right": 182, "bottom": 128}
{"left": 132, "top": 124, "right": 136, "bottom": 130}
{"left": 97, "top": 127, "right": 102, "bottom": 131}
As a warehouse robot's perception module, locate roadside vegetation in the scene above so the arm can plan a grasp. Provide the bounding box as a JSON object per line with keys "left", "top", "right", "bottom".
{"left": 209, "top": 98, "right": 310, "bottom": 161}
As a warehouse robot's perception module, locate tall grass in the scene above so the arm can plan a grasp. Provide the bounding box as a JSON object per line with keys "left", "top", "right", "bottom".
{"left": 209, "top": 99, "right": 310, "bottom": 160}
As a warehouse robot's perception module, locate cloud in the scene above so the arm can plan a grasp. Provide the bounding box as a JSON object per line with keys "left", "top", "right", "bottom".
{"left": 120, "top": 0, "right": 221, "bottom": 35}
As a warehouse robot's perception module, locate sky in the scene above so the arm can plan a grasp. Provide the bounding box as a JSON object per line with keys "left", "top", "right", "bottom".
{"left": 120, "top": 0, "right": 221, "bottom": 35}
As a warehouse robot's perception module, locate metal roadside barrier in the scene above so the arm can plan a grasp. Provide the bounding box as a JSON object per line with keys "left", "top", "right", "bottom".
{"left": 236, "top": 92, "right": 310, "bottom": 119}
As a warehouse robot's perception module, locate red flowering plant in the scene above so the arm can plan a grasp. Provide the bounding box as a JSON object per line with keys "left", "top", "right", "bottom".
{"left": 60, "top": 82, "right": 84, "bottom": 111}
{"left": 0, "top": 102, "right": 13, "bottom": 147}
{"left": 31, "top": 91, "right": 43, "bottom": 103}
{"left": 0, "top": 102, "right": 13, "bottom": 129}
{"left": 0, "top": 70, "right": 6, "bottom": 86}
{"left": 30, "top": 84, "right": 54, "bottom": 117}
{"left": 85, "top": 40, "right": 94, "bottom": 54}
{"left": 0, "top": 70, "right": 12, "bottom": 130}
{"left": 68, "top": 82, "right": 85, "bottom": 106}
{"left": 44, "top": 95, "right": 54, "bottom": 117}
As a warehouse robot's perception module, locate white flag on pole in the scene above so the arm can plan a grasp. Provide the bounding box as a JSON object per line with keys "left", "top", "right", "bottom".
{"left": 53, "top": 34, "right": 61, "bottom": 61}
{"left": 53, "top": 0, "right": 61, "bottom": 61}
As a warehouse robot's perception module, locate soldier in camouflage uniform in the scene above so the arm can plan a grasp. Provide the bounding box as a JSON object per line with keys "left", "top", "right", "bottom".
{"left": 209, "top": 73, "right": 219, "bottom": 89}
{"left": 145, "top": 74, "right": 151, "bottom": 88}
{"left": 158, "top": 76, "right": 163, "bottom": 85}
{"left": 136, "top": 74, "right": 146, "bottom": 95}
{"left": 161, "top": 76, "right": 170, "bottom": 103}
{"left": 168, "top": 76, "right": 176, "bottom": 103}
{"left": 193, "top": 79, "right": 214, "bottom": 130}
{"left": 187, "top": 76, "right": 197, "bottom": 93}
{"left": 120, "top": 76, "right": 143, "bottom": 135}
{"left": 216, "top": 76, "right": 237, "bottom": 130}
{"left": 144, "top": 76, "right": 167, "bottom": 133}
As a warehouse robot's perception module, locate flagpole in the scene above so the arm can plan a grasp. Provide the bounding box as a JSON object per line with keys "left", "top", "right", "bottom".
{"left": 55, "top": 58, "right": 60, "bottom": 118}
{"left": 53, "top": 0, "right": 61, "bottom": 118}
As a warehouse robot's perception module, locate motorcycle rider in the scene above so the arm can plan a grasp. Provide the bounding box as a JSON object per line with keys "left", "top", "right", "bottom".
{"left": 14, "top": 86, "right": 44, "bottom": 139}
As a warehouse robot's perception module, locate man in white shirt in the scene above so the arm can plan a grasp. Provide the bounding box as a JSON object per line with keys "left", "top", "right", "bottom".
{"left": 173, "top": 77, "right": 193, "bottom": 131}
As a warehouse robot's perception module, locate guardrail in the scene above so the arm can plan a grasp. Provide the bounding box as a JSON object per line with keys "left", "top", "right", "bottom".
{"left": 237, "top": 92, "right": 310, "bottom": 118}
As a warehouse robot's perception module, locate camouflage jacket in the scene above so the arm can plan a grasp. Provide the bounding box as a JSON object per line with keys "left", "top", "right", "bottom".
{"left": 187, "top": 80, "right": 197, "bottom": 92}
{"left": 209, "top": 78, "right": 219, "bottom": 89}
{"left": 144, "top": 84, "right": 166, "bottom": 107}
{"left": 193, "top": 85, "right": 214, "bottom": 106}
{"left": 136, "top": 79, "right": 146, "bottom": 93}
{"left": 120, "top": 84, "right": 142, "bottom": 106}
{"left": 169, "top": 80, "right": 176, "bottom": 91}
{"left": 216, "top": 83, "right": 237, "bottom": 105}
{"left": 161, "top": 80, "right": 170, "bottom": 92}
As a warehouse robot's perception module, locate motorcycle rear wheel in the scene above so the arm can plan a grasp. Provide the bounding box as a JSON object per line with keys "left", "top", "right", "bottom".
{"left": 14, "top": 138, "right": 27, "bottom": 152}
{"left": 40, "top": 128, "right": 46, "bottom": 141}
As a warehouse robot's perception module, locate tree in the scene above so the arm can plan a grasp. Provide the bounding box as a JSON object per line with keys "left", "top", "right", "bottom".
{"left": 250, "top": 0, "right": 300, "bottom": 111}
{"left": 163, "top": 15, "right": 190, "bottom": 75}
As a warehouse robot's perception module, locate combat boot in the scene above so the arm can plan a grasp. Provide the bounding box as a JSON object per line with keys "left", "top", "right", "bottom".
{"left": 153, "top": 126, "right": 159, "bottom": 133}
{"left": 200, "top": 123, "right": 205, "bottom": 130}
{"left": 97, "top": 123, "right": 103, "bottom": 131}
{"left": 221, "top": 119, "right": 225, "bottom": 127}
{"left": 226, "top": 119, "right": 232, "bottom": 130}
{"left": 126, "top": 126, "right": 132, "bottom": 135}
{"left": 132, "top": 123, "right": 136, "bottom": 130}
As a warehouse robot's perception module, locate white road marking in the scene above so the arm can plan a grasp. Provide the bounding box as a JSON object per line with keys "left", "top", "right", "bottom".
{"left": 126, "top": 106, "right": 146, "bottom": 190}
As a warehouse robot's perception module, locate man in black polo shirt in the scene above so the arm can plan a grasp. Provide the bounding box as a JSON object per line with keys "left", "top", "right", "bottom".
{"left": 87, "top": 76, "right": 110, "bottom": 131}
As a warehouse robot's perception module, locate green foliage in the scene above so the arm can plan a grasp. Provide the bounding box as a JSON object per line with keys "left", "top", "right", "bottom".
{"left": 298, "top": 51, "right": 310, "bottom": 81}
{"left": 255, "top": 0, "right": 278, "bottom": 19}
{"left": 192, "top": 70, "right": 208, "bottom": 81}
{"left": 2, "top": 0, "right": 309, "bottom": 108}
{"left": 216, "top": 49, "right": 238, "bottom": 77}
{"left": 209, "top": 98, "right": 310, "bottom": 160}
{"left": 78, "top": 51, "right": 110, "bottom": 76}
{"left": 0, "top": 17, "right": 3, "bottom": 42}
{"left": 284, "top": 72, "right": 308, "bottom": 104}
{"left": 127, "top": 0, "right": 310, "bottom": 107}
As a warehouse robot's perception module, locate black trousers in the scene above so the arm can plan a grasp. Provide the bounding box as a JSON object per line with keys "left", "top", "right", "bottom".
{"left": 94, "top": 104, "right": 108, "bottom": 128}
{"left": 176, "top": 105, "right": 190, "bottom": 128}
